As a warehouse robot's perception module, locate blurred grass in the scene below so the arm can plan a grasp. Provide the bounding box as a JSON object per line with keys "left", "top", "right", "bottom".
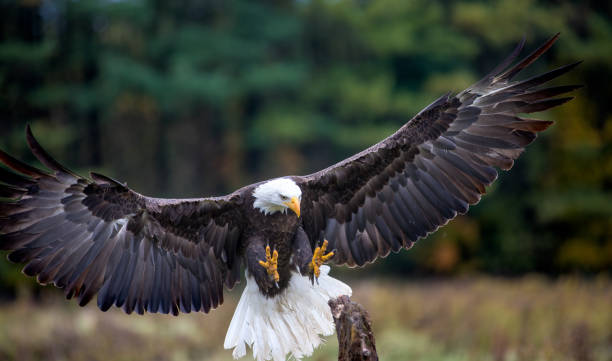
{"left": 0, "top": 275, "right": 610, "bottom": 361}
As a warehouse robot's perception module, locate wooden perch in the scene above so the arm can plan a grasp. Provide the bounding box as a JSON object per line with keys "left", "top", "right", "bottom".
{"left": 328, "top": 295, "right": 378, "bottom": 361}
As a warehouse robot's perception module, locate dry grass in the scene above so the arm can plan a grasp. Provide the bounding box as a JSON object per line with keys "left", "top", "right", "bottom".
{"left": 0, "top": 275, "right": 610, "bottom": 361}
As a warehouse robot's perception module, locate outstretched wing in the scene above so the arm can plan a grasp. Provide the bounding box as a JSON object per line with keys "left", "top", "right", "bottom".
{"left": 0, "top": 127, "right": 244, "bottom": 315}
{"left": 297, "top": 34, "right": 580, "bottom": 267}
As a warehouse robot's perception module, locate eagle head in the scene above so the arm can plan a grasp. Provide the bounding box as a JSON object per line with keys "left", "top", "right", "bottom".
{"left": 253, "top": 178, "right": 301, "bottom": 217}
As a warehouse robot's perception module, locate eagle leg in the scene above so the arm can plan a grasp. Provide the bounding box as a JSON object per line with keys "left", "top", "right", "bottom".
{"left": 292, "top": 226, "right": 314, "bottom": 276}
{"left": 258, "top": 245, "right": 280, "bottom": 284}
{"left": 310, "top": 239, "right": 334, "bottom": 282}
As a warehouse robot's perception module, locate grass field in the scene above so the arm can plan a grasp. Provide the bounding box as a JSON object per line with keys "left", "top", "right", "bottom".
{"left": 0, "top": 275, "right": 610, "bottom": 361}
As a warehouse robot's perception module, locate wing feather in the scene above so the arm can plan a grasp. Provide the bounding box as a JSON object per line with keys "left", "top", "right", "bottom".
{"left": 0, "top": 128, "right": 244, "bottom": 315}
{"left": 298, "top": 34, "right": 579, "bottom": 267}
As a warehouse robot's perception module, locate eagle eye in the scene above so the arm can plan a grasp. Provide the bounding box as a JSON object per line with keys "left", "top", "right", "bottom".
{"left": 280, "top": 195, "right": 289, "bottom": 201}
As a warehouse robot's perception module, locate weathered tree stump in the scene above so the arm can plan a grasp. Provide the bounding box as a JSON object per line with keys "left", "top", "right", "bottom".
{"left": 328, "top": 295, "right": 378, "bottom": 361}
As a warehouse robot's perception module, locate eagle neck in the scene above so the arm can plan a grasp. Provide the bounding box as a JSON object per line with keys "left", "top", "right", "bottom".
{"left": 253, "top": 198, "right": 287, "bottom": 216}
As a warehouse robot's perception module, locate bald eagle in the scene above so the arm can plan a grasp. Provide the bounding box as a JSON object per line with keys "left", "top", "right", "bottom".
{"left": 0, "top": 34, "right": 579, "bottom": 361}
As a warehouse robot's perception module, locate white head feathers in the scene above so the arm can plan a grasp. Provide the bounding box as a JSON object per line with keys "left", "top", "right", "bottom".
{"left": 253, "top": 178, "right": 302, "bottom": 216}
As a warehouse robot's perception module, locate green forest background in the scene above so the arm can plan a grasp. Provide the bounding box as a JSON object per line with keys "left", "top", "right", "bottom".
{"left": 1, "top": 0, "right": 611, "bottom": 287}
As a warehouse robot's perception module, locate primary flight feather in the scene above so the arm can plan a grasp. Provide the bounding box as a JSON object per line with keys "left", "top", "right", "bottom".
{"left": 0, "top": 34, "right": 579, "bottom": 361}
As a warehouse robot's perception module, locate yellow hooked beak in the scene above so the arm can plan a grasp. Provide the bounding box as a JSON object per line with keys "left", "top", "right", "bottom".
{"left": 284, "top": 197, "right": 301, "bottom": 217}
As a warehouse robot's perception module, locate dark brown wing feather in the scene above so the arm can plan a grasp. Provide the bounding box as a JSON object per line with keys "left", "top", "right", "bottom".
{"left": 297, "top": 34, "right": 580, "bottom": 267}
{"left": 0, "top": 126, "right": 244, "bottom": 315}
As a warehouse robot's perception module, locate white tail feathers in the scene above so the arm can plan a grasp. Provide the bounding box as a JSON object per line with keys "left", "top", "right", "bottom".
{"left": 224, "top": 265, "right": 352, "bottom": 361}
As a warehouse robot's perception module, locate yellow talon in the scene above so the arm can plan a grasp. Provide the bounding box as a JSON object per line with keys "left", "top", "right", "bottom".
{"left": 310, "top": 239, "right": 334, "bottom": 279}
{"left": 259, "top": 245, "right": 280, "bottom": 282}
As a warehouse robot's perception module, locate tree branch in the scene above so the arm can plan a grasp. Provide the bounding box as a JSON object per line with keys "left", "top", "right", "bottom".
{"left": 329, "top": 295, "right": 378, "bottom": 361}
